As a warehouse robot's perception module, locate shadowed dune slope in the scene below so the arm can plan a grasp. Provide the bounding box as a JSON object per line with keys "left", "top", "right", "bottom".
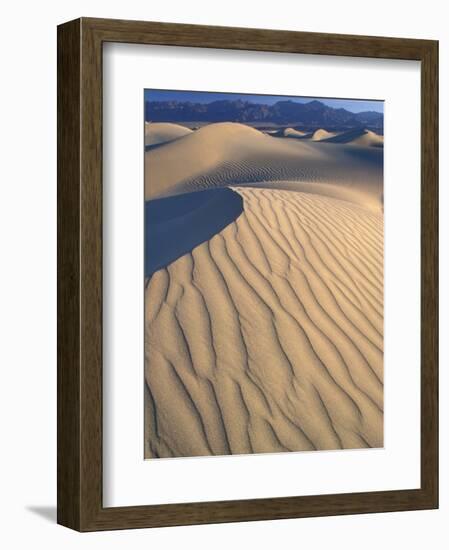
{"left": 145, "top": 122, "right": 383, "bottom": 211}
{"left": 145, "top": 122, "right": 193, "bottom": 147}
{"left": 324, "top": 128, "right": 384, "bottom": 148}
{"left": 145, "top": 188, "right": 243, "bottom": 277}
{"left": 145, "top": 187, "right": 384, "bottom": 458}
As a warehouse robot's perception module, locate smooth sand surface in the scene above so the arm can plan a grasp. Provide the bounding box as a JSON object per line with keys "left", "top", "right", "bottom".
{"left": 144, "top": 121, "right": 383, "bottom": 458}
{"left": 145, "top": 122, "right": 193, "bottom": 147}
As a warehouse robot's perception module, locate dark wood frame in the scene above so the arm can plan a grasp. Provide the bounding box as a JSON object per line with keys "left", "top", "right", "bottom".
{"left": 57, "top": 17, "right": 438, "bottom": 531}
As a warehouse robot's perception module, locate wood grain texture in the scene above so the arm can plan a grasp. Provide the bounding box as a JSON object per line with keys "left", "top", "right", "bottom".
{"left": 420, "top": 40, "right": 439, "bottom": 504}
{"left": 57, "top": 17, "right": 438, "bottom": 531}
{"left": 57, "top": 18, "right": 81, "bottom": 531}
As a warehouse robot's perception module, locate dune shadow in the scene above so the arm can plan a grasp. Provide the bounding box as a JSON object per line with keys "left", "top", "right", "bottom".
{"left": 145, "top": 188, "right": 244, "bottom": 277}
{"left": 340, "top": 145, "right": 384, "bottom": 167}
{"left": 144, "top": 142, "right": 165, "bottom": 152}
{"left": 323, "top": 127, "right": 367, "bottom": 143}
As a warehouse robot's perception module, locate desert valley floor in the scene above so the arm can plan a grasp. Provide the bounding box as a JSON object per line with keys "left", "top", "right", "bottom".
{"left": 144, "top": 122, "right": 384, "bottom": 459}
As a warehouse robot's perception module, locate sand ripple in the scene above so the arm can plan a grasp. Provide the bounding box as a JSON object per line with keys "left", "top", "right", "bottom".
{"left": 144, "top": 187, "right": 383, "bottom": 458}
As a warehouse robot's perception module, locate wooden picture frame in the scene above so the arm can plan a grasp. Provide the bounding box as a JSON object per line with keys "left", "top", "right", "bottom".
{"left": 57, "top": 17, "right": 438, "bottom": 531}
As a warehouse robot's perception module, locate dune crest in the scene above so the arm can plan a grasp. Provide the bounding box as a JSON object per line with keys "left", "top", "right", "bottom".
{"left": 279, "top": 127, "right": 308, "bottom": 138}
{"left": 311, "top": 128, "right": 337, "bottom": 141}
{"left": 145, "top": 122, "right": 193, "bottom": 147}
{"left": 145, "top": 187, "right": 383, "bottom": 458}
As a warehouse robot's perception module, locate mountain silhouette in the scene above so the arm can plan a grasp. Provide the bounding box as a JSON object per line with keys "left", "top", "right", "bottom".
{"left": 145, "top": 99, "right": 383, "bottom": 131}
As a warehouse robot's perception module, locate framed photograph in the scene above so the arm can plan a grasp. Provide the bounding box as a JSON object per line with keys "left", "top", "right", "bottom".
{"left": 57, "top": 17, "right": 438, "bottom": 531}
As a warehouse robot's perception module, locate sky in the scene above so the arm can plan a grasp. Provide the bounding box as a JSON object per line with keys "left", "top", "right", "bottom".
{"left": 144, "top": 89, "right": 384, "bottom": 113}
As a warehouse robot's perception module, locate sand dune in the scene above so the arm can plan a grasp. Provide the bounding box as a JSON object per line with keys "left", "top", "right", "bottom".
{"left": 145, "top": 122, "right": 193, "bottom": 147}
{"left": 278, "top": 127, "right": 308, "bottom": 138}
{"left": 144, "top": 119, "right": 383, "bottom": 459}
{"left": 324, "top": 128, "right": 384, "bottom": 148}
{"left": 145, "top": 122, "right": 383, "bottom": 211}
{"left": 145, "top": 187, "right": 383, "bottom": 458}
{"left": 311, "top": 129, "right": 337, "bottom": 141}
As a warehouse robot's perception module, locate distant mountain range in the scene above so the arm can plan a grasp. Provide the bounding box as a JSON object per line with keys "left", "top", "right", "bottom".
{"left": 145, "top": 99, "right": 383, "bottom": 131}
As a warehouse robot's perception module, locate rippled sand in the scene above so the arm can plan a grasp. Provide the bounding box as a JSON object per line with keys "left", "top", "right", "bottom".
{"left": 144, "top": 122, "right": 383, "bottom": 459}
